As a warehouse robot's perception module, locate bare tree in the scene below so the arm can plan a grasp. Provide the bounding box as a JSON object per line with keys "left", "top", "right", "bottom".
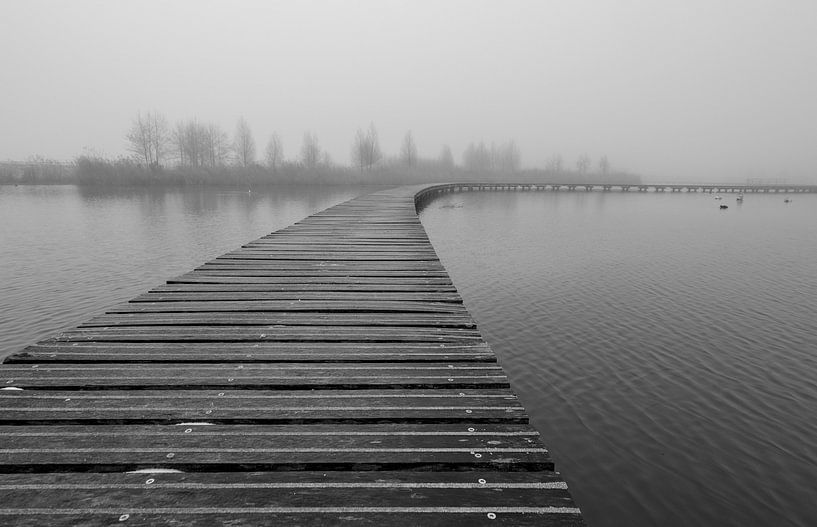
{"left": 171, "top": 121, "right": 187, "bottom": 167}
{"left": 126, "top": 111, "right": 168, "bottom": 168}
{"left": 365, "top": 123, "right": 382, "bottom": 169}
{"left": 494, "top": 140, "right": 521, "bottom": 173}
{"left": 400, "top": 131, "right": 418, "bottom": 168}
{"left": 126, "top": 115, "right": 152, "bottom": 166}
{"left": 148, "top": 113, "right": 169, "bottom": 168}
{"left": 546, "top": 154, "right": 563, "bottom": 173}
{"left": 204, "top": 122, "right": 231, "bottom": 167}
{"left": 169, "top": 119, "right": 227, "bottom": 168}
{"left": 233, "top": 117, "right": 256, "bottom": 168}
{"left": 300, "top": 132, "right": 321, "bottom": 169}
{"left": 439, "top": 145, "right": 454, "bottom": 170}
{"left": 462, "top": 140, "right": 520, "bottom": 172}
{"left": 351, "top": 129, "right": 368, "bottom": 171}
{"left": 264, "top": 133, "right": 283, "bottom": 171}
{"left": 172, "top": 119, "right": 206, "bottom": 168}
{"left": 351, "top": 123, "right": 382, "bottom": 171}
{"left": 463, "top": 141, "right": 492, "bottom": 171}
{"left": 183, "top": 120, "right": 204, "bottom": 168}
{"left": 598, "top": 155, "right": 610, "bottom": 176}
{"left": 576, "top": 154, "right": 591, "bottom": 175}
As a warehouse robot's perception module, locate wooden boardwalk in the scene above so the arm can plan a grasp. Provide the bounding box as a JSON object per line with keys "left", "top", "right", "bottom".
{"left": 0, "top": 186, "right": 584, "bottom": 526}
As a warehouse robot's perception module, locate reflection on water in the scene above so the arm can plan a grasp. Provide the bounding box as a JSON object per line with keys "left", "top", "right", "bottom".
{"left": 0, "top": 184, "right": 380, "bottom": 359}
{"left": 420, "top": 191, "right": 817, "bottom": 527}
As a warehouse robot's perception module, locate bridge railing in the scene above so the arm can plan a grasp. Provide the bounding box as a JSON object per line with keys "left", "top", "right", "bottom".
{"left": 414, "top": 182, "right": 817, "bottom": 210}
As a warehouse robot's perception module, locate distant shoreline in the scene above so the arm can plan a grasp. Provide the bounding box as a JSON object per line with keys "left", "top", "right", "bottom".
{"left": 1, "top": 157, "right": 642, "bottom": 187}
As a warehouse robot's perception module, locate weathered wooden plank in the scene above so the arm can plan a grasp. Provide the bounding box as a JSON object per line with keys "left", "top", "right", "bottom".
{"left": 256, "top": 236, "right": 433, "bottom": 243}
{"left": 258, "top": 233, "right": 433, "bottom": 239}
{"left": 6, "top": 342, "right": 495, "bottom": 364}
{"left": 0, "top": 420, "right": 544, "bottom": 461}
{"left": 152, "top": 284, "right": 458, "bottom": 293}
{"left": 53, "top": 326, "right": 483, "bottom": 343}
{"left": 0, "top": 362, "right": 504, "bottom": 379}
{"left": 175, "top": 276, "right": 456, "bottom": 284}
{"left": 107, "top": 301, "right": 469, "bottom": 314}
{"left": 0, "top": 362, "right": 502, "bottom": 374}
{"left": 193, "top": 266, "right": 450, "bottom": 276}
{"left": 274, "top": 227, "right": 428, "bottom": 233}
{"left": 210, "top": 254, "right": 442, "bottom": 262}
{"left": 292, "top": 216, "right": 422, "bottom": 220}
{"left": 203, "top": 261, "right": 446, "bottom": 270}
{"left": 299, "top": 213, "right": 422, "bottom": 218}
{"left": 0, "top": 466, "right": 570, "bottom": 482}
{"left": 297, "top": 216, "right": 433, "bottom": 221}
{"left": 0, "top": 511, "right": 585, "bottom": 527}
{"left": 199, "top": 259, "right": 444, "bottom": 266}
{"left": 0, "top": 471, "right": 576, "bottom": 506}
{"left": 216, "top": 253, "right": 440, "bottom": 261}
{"left": 79, "top": 313, "right": 476, "bottom": 328}
{"left": 0, "top": 422, "right": 540, "bottom": 438}
{"left": 0, "top": 472, "right": 584, "bottom": 527}
{"left": 298, "top": 214, "right": 422, "bottom": 218}
{"left": 236, "top": 248, "right": 440, "bottom": 256}
{"left": 0, "top": 388, "right": 519, "bottom": 405}
{"left": 228, "top": 246, "right": 438, "bottom": 253}
{"left": 176, "top": 274, "right": 453, "bottom": 284}
{"left": 0, "top": 362, "right": 510, "bottom": 390}
{"left": 252, "top": 235, "right": 430, "bottom": 240}
{"left": 227, "top": 249, "right": 436, "bottom": 255}
{"left": 241, "top": 244, "right": 437, "bottom": 251}
{"left": 0, "top": 377, "right": 508, "bottom": 392}
{"left": 164, "top": 275, "right": 454, "bottom": 286}
{"left": 190, "top": 269, "right": 449, "bottom": 278}
{"left": 0, "top": 392, "right": 526, "bottom": 428}
{"left": 130, "top": 292, "right": 463, "bottom": 302}
{"left": 287, "top": 220, "right": 424, "bottom": 225}
{"left": 262, "top": 235, "right": 434, "bottom": 242}
{"left": 296, "top": 220, "right": 425, "bottom": 224}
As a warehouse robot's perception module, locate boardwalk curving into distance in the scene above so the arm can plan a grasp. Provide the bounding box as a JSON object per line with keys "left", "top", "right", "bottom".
{"left": 0, "top": 185, "right": 584, "bottom": 526}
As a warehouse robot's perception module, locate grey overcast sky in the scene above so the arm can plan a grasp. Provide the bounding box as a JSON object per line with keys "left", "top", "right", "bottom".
{"left": 1, "top": 0, "right": 816, "bottom": 182}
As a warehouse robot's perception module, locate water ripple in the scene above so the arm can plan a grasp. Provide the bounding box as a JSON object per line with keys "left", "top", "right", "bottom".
{"left": 422, "top": 191, "right": 817, "bottom": 527}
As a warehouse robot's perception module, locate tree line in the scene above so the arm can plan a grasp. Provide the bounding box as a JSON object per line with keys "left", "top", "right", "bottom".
{"left": 0, "top": 111, "right": 641, "bottom": 185}
{"left": 123, "top": 112, "right": 463, "bottom": 177}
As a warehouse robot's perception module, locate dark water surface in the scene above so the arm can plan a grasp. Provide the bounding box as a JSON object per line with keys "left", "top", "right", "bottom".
{"left": 2, "top": 185, "right": 816, "bottom": 526}
{"left": 420, "top": 190, "right": 817, "bottom": 527}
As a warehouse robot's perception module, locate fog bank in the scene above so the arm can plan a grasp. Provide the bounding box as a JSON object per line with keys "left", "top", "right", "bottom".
{"left": 2, "top": 0, "right": 816, "bottom": 183}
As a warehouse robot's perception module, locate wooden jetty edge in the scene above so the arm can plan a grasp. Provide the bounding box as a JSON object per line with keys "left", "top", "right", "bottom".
{"left": 0, "top": 185, "right": 585, "bottom": 526}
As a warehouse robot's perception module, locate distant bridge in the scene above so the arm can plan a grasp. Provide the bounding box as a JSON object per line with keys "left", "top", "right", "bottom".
{"left": 418, "top": 182, "right": 817, "bottom": 194}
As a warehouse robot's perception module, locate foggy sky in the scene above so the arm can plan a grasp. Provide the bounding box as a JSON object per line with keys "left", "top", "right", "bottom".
{"left": 2, "top": 0, "right": 816, "bottom": 182}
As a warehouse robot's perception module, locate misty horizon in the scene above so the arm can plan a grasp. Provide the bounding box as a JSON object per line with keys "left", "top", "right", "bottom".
{"left": 2, "top": 0, "right": 816, "bottom": 184}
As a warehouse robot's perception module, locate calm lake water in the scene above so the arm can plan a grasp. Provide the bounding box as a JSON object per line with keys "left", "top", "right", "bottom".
{"left": 2, "top": 185, "right": 816, "bottom": 526}
{"left": 420, "top": 190, "right": 817, "bottom": 527}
